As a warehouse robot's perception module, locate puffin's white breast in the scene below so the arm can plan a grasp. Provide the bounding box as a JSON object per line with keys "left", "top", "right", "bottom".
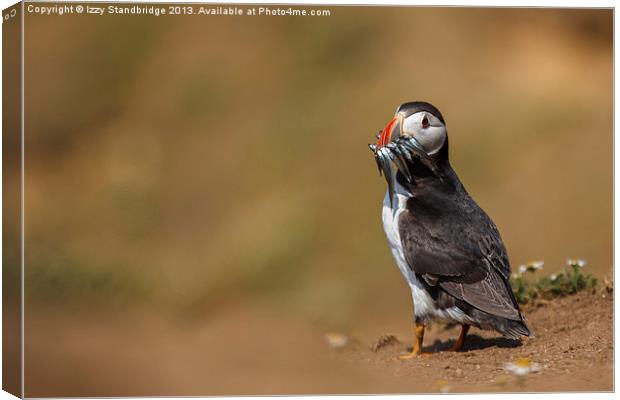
{"left": 381, "top": 185, "right": 418, "bottom": 289}
{"left": 381, "top": 182, "right": 469, "bottom": 324}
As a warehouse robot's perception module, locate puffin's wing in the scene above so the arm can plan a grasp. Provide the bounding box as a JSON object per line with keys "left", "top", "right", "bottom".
{"left": 399, "top": 208, "right": 522, "bottom": 321}
{"left": 439, "top": 262, "right": 521, "bottom": 321}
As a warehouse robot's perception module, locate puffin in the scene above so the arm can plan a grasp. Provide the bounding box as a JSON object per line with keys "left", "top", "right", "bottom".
{"left": 369, "top": 101, "right": 531, "bottom": 358}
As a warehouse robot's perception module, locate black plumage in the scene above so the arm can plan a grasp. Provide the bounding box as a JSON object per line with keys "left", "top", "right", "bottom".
{"left": 371, "top": 101, "right": 531, "bottom": 355}
{"left": 398, "top": 166, "right": 530, "bottom": 337}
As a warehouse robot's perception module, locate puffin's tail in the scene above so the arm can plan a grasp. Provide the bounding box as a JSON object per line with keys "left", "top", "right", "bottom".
{"left": 492, "top": 310, "right": 533, "bottom": 339}
{"left": 465, "top": 304, "right": 533, "bottom": 339}
{"left": 455, "top": 298, "right": 533, "bottom": 339}
{"left": 500, "top": 318, "right": 533, "bottom": 339}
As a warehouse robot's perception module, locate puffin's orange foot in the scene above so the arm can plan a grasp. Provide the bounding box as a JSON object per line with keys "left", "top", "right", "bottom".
{"left": 448, "top": 324, "right": 470, "bottom": 352}
{"left": 397, "top": 349, "right": 432, "bottom": 360}
{"left": 398, "top": 322, "right": 429, "bottom": 360}
{"left": 397, "top": 352, "right": 416, "bottom": 360}
{"left": 448, "top": 336, "right": 466, "bottom": 352}
{"left": 448, "top": 342, "right": 464, "bottom": 352}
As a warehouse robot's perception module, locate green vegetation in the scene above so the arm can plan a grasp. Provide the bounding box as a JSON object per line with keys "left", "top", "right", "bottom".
{"left": 510, "top": 259, "right": 598, "bottom": 305}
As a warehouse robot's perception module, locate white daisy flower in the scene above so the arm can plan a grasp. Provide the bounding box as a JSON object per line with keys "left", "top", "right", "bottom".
{"left": 519, "top": 261, "right": 544, "bottom": 274}
{"left": 567, "top": 258, "right": 587, "bottom": 268}
{"left": 435, "top": 379, "right": 451, "bottom": 393}
{"left": 530, "top": 261, "right": 544, "bottom": 270}
{"left": 324, "top": 333, "right": 348, "bottom": 348}
{"left": 504, "top": 358, "right": 540, "bottom": 376}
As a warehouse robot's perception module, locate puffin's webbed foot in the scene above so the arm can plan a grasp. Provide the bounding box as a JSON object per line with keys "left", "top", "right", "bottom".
{"left": 398, "top": 322, "right": 431, "bottom": 359}
{"left": 398, "top": 350, "right": 432, "bottom": 359}
{"left": 448, "top": 324, "right": 470, "bottom": 352}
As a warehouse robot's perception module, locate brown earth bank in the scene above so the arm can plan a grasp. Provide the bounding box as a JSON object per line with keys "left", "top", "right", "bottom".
{"left": 24, "top": 291, "right": 612, "bottom": 396}
{"left": 346, "top": 290, "right": 614, "bottom": 393}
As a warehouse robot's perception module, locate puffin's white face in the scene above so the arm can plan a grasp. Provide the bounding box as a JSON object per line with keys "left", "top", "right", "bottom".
{"left": 401, "top": 111, "right": 447, "bottom": 156}
{"left": 371, "top": 102, "right": 448, "bottom": 206}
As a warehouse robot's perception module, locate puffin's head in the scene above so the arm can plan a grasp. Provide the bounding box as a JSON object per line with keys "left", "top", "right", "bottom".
{"left": 369, "top": 101, "right": 448, "bottom": 204}
{"left": 376, "top": 102, "right": 447, "bottom": 156}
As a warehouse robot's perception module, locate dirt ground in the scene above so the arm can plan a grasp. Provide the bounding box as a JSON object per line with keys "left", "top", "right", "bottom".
{"left": 346, "top": 290, "right": 614, "bottom": 393}
{"left": 23, "top": 290, "right": 612, "bottom": 396}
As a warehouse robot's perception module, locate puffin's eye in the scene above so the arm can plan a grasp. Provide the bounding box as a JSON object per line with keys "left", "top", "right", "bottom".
{"left": 422, "top": 115, "right": 429, "bottom": 129}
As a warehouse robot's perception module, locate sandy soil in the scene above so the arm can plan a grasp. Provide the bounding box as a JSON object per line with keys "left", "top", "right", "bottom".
{"left": 23, "top": 290, "right": 612, "bottom": 396}
{"left": 345, "top": 290, "right": 614, "bottom": 393}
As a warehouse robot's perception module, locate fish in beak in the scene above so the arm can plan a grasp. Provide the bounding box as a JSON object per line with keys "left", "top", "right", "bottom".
{"left": 369, "top": 115, "right": 401, "bottom": 207}
{"left": 369, "top": 113, "right": 441, "bottom": 206}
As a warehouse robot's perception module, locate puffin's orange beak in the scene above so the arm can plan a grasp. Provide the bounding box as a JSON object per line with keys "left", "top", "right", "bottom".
{"left": 376, "top": 115, "right": 400, "bottom": 149}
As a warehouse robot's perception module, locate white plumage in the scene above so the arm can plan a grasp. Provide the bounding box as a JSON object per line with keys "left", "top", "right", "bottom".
{"left": 381, "top": 180, "right": 471, "bottom": 325}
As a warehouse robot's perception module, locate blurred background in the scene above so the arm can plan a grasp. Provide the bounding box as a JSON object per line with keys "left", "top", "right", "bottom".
{"left": 8, "top": 5, "right": 612, "bottom": 396}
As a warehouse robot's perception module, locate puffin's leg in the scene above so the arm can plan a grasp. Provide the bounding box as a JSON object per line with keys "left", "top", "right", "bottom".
{"left": 398, "top": 322, "right": 429, "bottom": 359}
{"left": 449, "top": 324, "right": 470, "bottom": 352}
